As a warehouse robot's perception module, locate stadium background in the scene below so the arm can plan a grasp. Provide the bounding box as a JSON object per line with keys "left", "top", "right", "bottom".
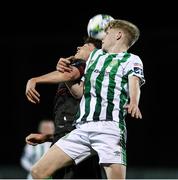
{"left": 0, "top": 1, "right": 178, "bottom": 178}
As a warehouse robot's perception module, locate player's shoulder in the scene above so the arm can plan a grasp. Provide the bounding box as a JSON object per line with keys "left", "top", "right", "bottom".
{"left": 88, "top": 48, "right": 103, "bottom": 60}
{"left": 129, "top": 53, "right": 143, "bottom": 63}
{"left": 129, "top": 53, "right": 141, "bottom": 59}
{"left": 92, "top": 48, "right": 103, "bottom": 54}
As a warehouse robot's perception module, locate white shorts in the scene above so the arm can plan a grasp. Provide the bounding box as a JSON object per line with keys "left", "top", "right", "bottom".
{"left": 55, "top": 121, "right": 127, "bottom": 165}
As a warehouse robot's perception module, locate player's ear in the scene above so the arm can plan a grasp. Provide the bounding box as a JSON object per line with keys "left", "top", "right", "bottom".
{"left": 116, "top": 31, "right": 122, "bottom": 40}
{"left": 89, "top": 43, "right": 95, "bottom": 51}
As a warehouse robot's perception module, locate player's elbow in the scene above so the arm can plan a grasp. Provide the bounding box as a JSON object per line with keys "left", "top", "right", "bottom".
{"left": 73, "top": 93, "right": 82, "bottom": 99}
{"left": 74, "top": 88, "right": 84, "bottom": 99}
{"left": 64, "top": 72, "right": 80, "bottom": 82}
{"left": 70, "top": 90, "right": 83, "bottom": 99}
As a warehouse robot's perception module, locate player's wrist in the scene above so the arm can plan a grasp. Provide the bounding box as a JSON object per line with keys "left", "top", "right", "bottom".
{"left": 129, "top": 99, "right": 139, "bottom": 106}
{"left": 43, "top": 134, "right": 54, "bottom": 142}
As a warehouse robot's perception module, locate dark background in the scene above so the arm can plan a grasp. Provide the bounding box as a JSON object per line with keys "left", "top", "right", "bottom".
{"left": 0, "top": 0, "right": 178, "bottom": 177}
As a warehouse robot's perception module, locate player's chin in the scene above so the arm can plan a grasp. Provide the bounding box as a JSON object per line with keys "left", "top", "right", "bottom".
{"left": 74, "top": 54, "right": 80, "bottom": 59}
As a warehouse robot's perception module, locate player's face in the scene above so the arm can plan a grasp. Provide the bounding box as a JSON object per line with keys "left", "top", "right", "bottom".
{"left": 74, "top": 43, "right": 95, "bottom": 61}
{"left": 102, "top": 28, "right": 120, "bottom": 52}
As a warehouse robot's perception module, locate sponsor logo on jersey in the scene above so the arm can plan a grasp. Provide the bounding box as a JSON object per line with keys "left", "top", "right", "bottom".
{"left": 134, "top": 63, "right": 143, "bottom": 67}
{"left": 88, "top": 59, "right": 94, "bottom": 65}
{"left": 113, "top": 151, "right": 120, "bottom": 156}
{"left": 94, "top": 69, "right": 100, "bottom": 73}
{"left": 94, "top": 69, "right": 111, "bottom": 76}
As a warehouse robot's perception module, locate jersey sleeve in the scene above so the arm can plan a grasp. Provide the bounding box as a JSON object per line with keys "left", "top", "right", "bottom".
{"left": 124, "top": 55, "right": 145, "bottom": 86}
{"left": 71, "top": 59, "right": 86, "bottom": 77}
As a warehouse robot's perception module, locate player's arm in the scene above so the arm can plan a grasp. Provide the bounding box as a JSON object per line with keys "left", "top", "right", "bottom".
{"left": 125, "top": 76, "right": 142, "bottom": 119}
{"left": 26, "top": 69, "right": 81, "bottom": 104}
{"left": 25, "top": 133, "right": 54, "bottom": 146}
{"left": 65, "top": 80, "right": 84, "bottom": 99}
{"left": 57, "top": 57, "right": 86, "bottom": 99}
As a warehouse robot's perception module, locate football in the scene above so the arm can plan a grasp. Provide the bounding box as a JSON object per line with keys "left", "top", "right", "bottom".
{"left": 87, "top": 14, "right": 114, "bottom": 40}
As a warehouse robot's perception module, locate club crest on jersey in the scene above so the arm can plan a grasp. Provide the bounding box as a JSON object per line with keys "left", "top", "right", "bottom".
{"left": 109, "top": 60, "right": 118, "bottom": 68}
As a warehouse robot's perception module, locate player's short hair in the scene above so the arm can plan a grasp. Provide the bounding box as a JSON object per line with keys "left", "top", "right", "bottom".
{"left": 105, "top": 19, "right": 140, "bottom": 47}
{"left": 84, "top": 36, "right": 102, "bottom": 49}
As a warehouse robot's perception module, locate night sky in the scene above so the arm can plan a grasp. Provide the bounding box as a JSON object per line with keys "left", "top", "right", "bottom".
{"left": 1, "top": 1, "right": 178, "bottom": 170}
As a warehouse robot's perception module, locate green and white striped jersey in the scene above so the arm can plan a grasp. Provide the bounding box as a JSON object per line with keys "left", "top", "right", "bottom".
{"left": 74, "top": 49, "right": 145, "bottom": 126}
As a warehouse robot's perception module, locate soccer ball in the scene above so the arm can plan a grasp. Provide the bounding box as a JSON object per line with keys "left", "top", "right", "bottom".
{"left": 87, "top": 14, "right": 114, "bottom": 40}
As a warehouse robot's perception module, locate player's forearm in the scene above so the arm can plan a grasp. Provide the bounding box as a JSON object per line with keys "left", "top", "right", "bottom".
{"left": 128, "top": 76, "right": 141, "bottom": 105}
{"left": 44, "top": 134, "right": 54, "bottom": 142}
{"left": 32, "top": 71, "right": 77, "bottom": 84}
{"left": 65, "top": 81, "right": 84, "bottom": 99}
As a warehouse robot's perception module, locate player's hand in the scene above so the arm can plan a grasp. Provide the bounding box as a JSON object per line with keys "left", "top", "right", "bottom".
{"left": 25, "top": 133, "right": 48, "bottom": 146}
{"left": 56, "top": 56, "right": 74, "bottom": 72}
{"left": 25, "top": 78, "right": 40, "bottom": 104}
{"left": 125, "top": 103, "right": 142, "bottom": 119}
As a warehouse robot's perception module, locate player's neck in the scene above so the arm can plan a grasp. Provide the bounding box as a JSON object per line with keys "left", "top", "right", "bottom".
{"left": 108, "top": 44, "right": 128, "bottom": 54}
